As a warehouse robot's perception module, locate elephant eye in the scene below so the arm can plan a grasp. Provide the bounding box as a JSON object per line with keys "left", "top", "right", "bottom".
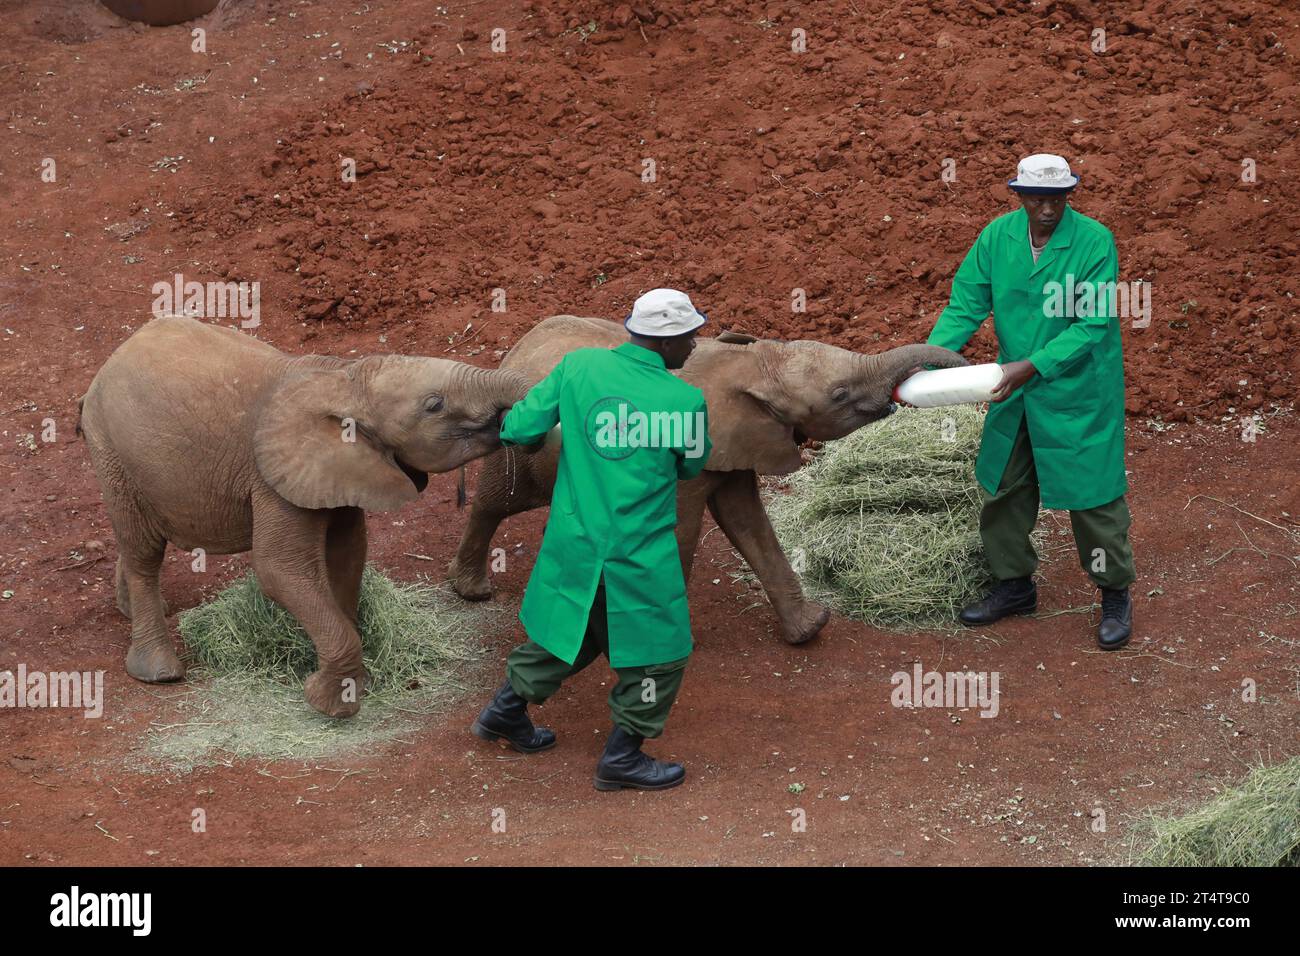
{"left": 831, "top": 386, "right": 850, "bottom": 403}
{"left": 423, "top": 395, "right": 445, "bottom": 414}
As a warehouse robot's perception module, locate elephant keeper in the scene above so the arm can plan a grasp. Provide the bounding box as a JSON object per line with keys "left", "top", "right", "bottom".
{"left": 471, "top": 288, "right": 712, "bottom": 791}
{"left": 926, "top": 153, "right": 1135, "bottom": 650}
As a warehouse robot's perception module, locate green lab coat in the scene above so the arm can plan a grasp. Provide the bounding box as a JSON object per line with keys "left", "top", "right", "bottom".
{"left": 927, "top": 205, "right": 1127, "bottom": 510}
{"left": 500, "top": 342, "right": 712, "bottom": 667}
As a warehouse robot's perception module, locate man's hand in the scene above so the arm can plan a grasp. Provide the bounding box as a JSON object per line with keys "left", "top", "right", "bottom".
{"left": 497, "top": 405, "right": 545, "bottom": 454}
{"left": 990, "top": 360, "right": 1038, "bottom": 402}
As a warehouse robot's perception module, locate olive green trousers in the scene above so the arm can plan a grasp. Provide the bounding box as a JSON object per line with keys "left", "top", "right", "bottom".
{"left": 981, "top": 419, "right": 1136, "bottom": 590}
{"left": 506, "top": 582, "right": 688, "bottom": 739}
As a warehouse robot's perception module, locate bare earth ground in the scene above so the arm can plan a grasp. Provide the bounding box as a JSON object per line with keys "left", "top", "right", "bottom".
{"left": 1, "top": 0, "right": 1297, "bottom": 865}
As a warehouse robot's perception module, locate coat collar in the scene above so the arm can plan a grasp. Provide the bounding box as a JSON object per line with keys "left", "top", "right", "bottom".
{"left": 1017, "top": 204, "right": 1077, "bottom": 277}
{"left": 614, "top": 341, "right": 667, "bottom": 370}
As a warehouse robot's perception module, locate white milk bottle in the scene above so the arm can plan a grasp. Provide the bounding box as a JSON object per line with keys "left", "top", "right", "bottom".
{"left": 892, "top": 363, "right": 1004, "bottom": 407}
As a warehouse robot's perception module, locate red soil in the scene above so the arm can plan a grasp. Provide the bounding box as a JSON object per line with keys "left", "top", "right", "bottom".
{"left": 1, "top": 0, "right": 1297, "bottom": 865}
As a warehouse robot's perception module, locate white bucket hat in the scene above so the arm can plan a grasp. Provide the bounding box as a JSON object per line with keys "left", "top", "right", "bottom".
{"left": 1008, "top": 153, "right": 1079, "bottom": 193}
{"left": 625, "top": 288, "right": 707, "bottom": 337}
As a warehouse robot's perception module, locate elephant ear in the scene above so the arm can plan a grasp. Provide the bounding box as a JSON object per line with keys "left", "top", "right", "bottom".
{"left": 715, "top": 330, "right": 759, "bottom": 345}
{"left": 253, "top": 363, "right": 421, "bottom": 512}
{"left": 681, "top": 344, "right": 804, "bottom": 476}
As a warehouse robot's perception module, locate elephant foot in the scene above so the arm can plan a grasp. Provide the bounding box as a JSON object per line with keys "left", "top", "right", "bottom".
{"left": 447, "top": 559, "right": 492, "bottom": 602}
{"left": 304, "top": 668, "right": 369, "bottom": 719}
{"left": 779, "top": 602, "right": 830, "bottom": 645}
{"left": 125, "top": 640, "right": 186, "bottom": 683}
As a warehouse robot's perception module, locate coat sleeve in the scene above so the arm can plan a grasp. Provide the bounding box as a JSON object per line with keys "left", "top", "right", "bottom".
{"left": 676, "top": 395, "right": 711, "bottom": 481}
{"left": 1027, "top": 235, "right": 1119, "bottom": 381}
{"left": 500, "top": 356, "right": 565, "bottom": 447}
{"left": 926, "top": 227, "right": 993, "bottom": 353}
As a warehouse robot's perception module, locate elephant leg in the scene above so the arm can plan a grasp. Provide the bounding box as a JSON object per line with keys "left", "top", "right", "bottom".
{"left": 448, "top": 496, "right": 508, "bottom": 601}
{"left": 707, "top": 470, "right": 830, "bottom": 645}
{"left": 326, "top": 507, "right": 367, "bottom": 625}
{"left": 119, "top": 539, "right": 186, "bottom": 682}
{"left": 92, "top": 461, "right": 184, "bottom": 680}
{"left": 85, "top": 436, "right": 171, "bottom": 652}
{"left": 448, "top": 448, "right": 552, "bottom": 600}
{"left": 114, "top": 556, "right": 131, "bottom": 619}
{"left": 252, "top": 489, "right": 367, "bottom": 718}
{"left": 675, "top": 473, "right": 725, "bottom": 583}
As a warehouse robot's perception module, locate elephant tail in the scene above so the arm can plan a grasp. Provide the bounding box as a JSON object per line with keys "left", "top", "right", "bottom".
{"left": 75, "top": 395, "right": 86, "bottom": 439}
{"left": 456, "top": 465, "right": 468, "bottom": 509}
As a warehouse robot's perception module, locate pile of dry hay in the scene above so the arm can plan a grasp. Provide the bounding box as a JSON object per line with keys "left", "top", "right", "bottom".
{"left": 1131, "top": 756, "right": 1300, "bottom": 867}
{"left": 141, "top": 566, "right": 505, "bottom": 770}
{"left": 763, "top": 404, "right": 1028, "bottom": 630}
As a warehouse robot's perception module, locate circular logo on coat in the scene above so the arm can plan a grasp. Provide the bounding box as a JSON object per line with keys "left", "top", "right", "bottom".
{"left": 585, "top": 395, "right": 638, "bottom": 460}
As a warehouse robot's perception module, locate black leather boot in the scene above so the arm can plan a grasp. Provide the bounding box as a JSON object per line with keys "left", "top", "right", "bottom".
{"left": 959, "top": 576, "right": 1037, "bottom": 625}
{"left": 471, "top": 679, "right": 556, "bottom": 753}
{"left": 593, "top": 726, "right": 685, "bottom": 792}
{"left": 1098, "top": 587, "right": 1133, "bottom": 650}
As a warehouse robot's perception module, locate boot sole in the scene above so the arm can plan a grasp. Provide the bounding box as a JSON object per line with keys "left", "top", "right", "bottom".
{"left": 470, "top": 720, "right": 556, "bottom": 754}
{"left": 593, "top": 774, "right": 686, "bottom": 792}
{"left": 959, "top": 602, "right": 1037, "bottom": 627}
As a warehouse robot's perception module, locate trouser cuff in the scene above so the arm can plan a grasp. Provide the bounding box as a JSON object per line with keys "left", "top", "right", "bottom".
{"left": 1091, "top": 576, "right": 1136, "bottom": 591}
{"left": 611, "top": 715, "right": 663, "bottom": 739}
{"left": 505, "top": 665, "right": 554, "bottom": 706}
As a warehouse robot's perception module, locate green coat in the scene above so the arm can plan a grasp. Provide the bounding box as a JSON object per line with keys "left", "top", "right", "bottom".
{"left": 500, "top": 342, "right": 712, "bottom": 667}
{"left": 927, "top": 205, "right": 1127, "bottom": 510}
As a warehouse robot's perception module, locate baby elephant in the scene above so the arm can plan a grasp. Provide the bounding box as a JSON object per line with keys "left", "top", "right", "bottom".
{"left": 78, "top": 317, "right": 529, "bottom": 717}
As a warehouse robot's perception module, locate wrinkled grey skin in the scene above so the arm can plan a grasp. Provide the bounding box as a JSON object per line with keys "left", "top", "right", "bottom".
{"left": 79, "top": 317, "right": 530, "bottom": 717}
{"left": 448, "top": 315, "right": 967, "bottom": 645}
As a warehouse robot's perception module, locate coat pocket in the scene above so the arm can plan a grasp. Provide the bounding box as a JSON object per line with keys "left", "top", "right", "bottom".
{"left": 1040, "top": 359, "right": 1099, "bottom": 412}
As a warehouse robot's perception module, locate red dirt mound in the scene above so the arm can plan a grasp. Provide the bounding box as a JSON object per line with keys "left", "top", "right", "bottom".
{"left": 184, "top": 0, "right": 1298, "bottom": 422}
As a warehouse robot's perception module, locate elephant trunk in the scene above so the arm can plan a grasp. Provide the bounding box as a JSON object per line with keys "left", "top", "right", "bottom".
{"left": 858, "top": 343, "right": 969, "bottom": 392}
{"left": 501, "top": 368, "right": 535, "bottom": 406}
{"left": 452, "top": 365, "right": 532, "bottom": 511}
{"left": 453, "top": 363, "right": 533, "bottom": 412}
{"left": 496, "top": 367, "right": 534, "bottom": 409}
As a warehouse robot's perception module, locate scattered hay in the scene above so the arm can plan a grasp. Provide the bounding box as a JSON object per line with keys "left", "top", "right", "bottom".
{"left": 140, "top": 566, "right": 507, "bottom": 771}
{"left": 1131, "top": 757, "right": 1300, "bottom": 867}
{"left": 762, "top": 405, "right": 1040, "bottom": 630}
{"left": 178, "top": 566, "right": 491, "bottom": 700}
{"left": 142, "top": 672, "right": 432, "bottom": 771}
